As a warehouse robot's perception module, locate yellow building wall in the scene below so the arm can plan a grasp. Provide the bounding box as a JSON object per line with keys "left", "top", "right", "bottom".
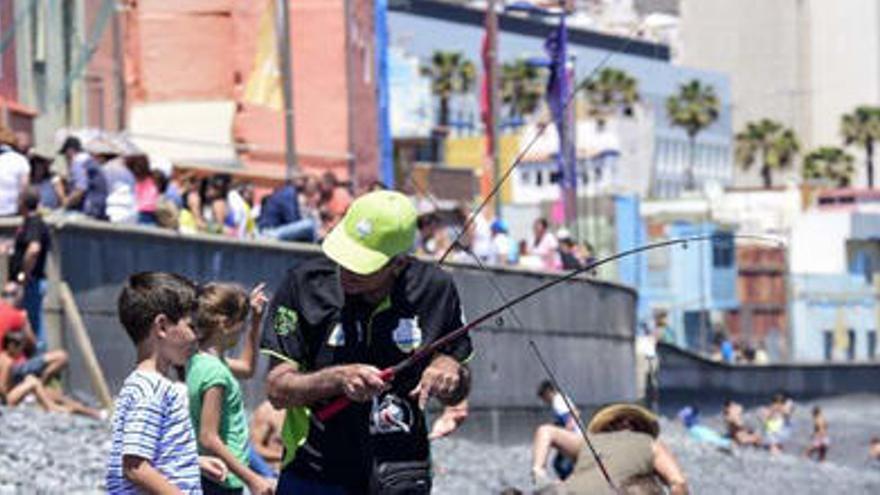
{"left": 444, "top": 134, "right": 520, "bottom": 204}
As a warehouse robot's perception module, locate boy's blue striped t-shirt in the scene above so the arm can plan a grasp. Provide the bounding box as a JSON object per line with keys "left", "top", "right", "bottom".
{"left": 106, "top": 370, "right": 202, "bottom": 494}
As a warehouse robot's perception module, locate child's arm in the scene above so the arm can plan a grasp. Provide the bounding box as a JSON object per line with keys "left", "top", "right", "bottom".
{"left": 199, "top": 386, "right": 274, "bottom": 495}
{"left": 122, "top": 455, "right": 185, "bottom": 495}
{"left": 228, "top": 283, "right": 268, "bottom": 379}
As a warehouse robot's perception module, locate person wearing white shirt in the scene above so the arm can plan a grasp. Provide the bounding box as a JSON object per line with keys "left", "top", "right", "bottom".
{"left": 0, "top": 128, "right": 30, "bottom": 216}
{"left": 528, "top": 218, "right": 560, "bottom": 271}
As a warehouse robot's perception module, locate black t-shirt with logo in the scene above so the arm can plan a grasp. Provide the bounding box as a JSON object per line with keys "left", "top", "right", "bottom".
{"left": 261, "top": 256, "right": 473, "bottom": 493}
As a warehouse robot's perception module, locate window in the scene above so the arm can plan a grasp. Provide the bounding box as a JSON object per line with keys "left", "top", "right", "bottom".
{"left": 848, "top": 250, "right": 874, "bottom": 284}
{"left": 869, "top": 331, "right": 876, "bottom": 360}
{"left": 848, "top": 329, "right": 856, "bottom": 361}
{"left": 536, "top": 170, "right": 543, "bottom": 186}
{"left": 520, "top": 171, "right": 530, "bottom": 184}
{"left": 823, "top": 331, "right": 833, "bottom": 361}
{"left": 712, "top": 232, "right": 734, "bottom": 268}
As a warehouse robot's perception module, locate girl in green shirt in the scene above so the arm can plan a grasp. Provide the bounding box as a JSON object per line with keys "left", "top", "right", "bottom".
{"left": 187, "top": 282, "right": 274, "bottom": 495}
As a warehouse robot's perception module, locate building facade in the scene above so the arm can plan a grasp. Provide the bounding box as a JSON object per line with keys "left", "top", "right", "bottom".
{"left": 790, "top": 274, "right": 877, "bottom": 362}
{"left": 388, "top": 0, "right": 734, "bottom": 203}
{"left": 679, "top": 0, "right": 880, "bottom": 188}
{"left": 10, "top": 0, "right": 381, "bottom": 184}
{"left": 725, "top": 245, "right": 788, "bottom": 360}
{"left": 789, "top": 200, "right": 880, "bottom": 361}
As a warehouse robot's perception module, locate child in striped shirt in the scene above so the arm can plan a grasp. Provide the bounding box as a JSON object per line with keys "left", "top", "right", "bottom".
{"left": 106, "top": 272, "right": 227, "bottom": 494}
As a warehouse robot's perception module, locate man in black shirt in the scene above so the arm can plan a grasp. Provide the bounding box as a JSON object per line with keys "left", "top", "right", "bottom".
{"left": 9, "top": 187, "right": 50, "bottom": 351}
{"left": 261, "top": 190, "right": 473, "bottom": 494}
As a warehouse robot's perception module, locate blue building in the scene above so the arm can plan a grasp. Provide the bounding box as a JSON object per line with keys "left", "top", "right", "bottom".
{"left": 614, "top": 195, "right": 739, "bottom": 350}
{"left": 386, "top": 1, "right": 734, "bottom": 198}
{"left": 788, "top": 200, "right": 880, "bottom": 362}
{"left": 790, "top": 274, "right": 877, "bottom": 362}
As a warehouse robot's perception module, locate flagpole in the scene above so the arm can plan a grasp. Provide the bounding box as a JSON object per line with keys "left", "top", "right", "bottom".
{"left": 559, "top": 11, "right": 576, "bottom": 228}
{"left": 569, "top": 50, "right": 579, "bottom": 240}
{"left": 275, "top": 0, "right": 298, "bottom": 180}
{"left": 487, "top": 0, "right": 501, "bottom": 218}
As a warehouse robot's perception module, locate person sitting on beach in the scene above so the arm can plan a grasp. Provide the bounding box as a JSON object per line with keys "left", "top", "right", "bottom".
{"left": 0, "top": 331, "right": 59, "bottom": 409}
{"left": 539, "top": 403, "right": 689, "bottom": 495}
{"left": 0, "top": 285, "right": 70, "bottom": 387}
{"left": 187, "top": 282, "right": 274, "bottom": 495}
{"left": 677, "top": 405, "right": 732, "bottom": 451}
{"left": 0, "top": 330, "right": 104, "bottom": 418}
{"left": 723, "top": 400, "right": 762, "bottom": 447}
{"left": 532, "top": 380, "right": 581, "bottom": 481}
{"left": 804, "top": 406, "right": 830, "bottom": 462}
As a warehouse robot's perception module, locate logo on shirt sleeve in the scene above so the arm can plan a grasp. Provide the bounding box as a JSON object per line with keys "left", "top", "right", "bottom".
{"left": 392, "top": 317, "right": 423, "bottom": 353}
{"left": 274, "top": 306, "right": 298, "bottom": 336}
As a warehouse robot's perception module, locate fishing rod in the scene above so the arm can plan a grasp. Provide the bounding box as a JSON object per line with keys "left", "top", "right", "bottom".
{"left": 529, "top": 339, "right": 618, "bottom": 492}
{"left": 407, "top": 174, "right": 528, "bottom": 330}
{"left": 316, "top": 233, "right": 783, "bottom": 421}
{"left": 407, "top": 160, "right": 626, "bottom": 488}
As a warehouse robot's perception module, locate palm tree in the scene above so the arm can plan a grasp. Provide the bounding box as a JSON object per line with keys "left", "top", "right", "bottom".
{"left": 500, "top": 59, "right": 544, "bottom": 123}
{"left": 422, "top": 51, "right": 476, "bottom": 128}
{"left": 803, "top": 147, "right": 855, "bottom": 188}
{"left": 666, "top": 80, "right": 720, "bottom": 190}
{"left": 734, "top": 119, "right": 800, "bottom": 189}
{"left": 583, "top": 67, "right": 640, "bottom": 122}
{"left": 841, "top": 106, "right": 880, "bottom": 188}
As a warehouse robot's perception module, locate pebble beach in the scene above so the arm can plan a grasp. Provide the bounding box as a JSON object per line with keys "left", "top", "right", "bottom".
{"left": 2, "top": 395, "right": 880, "bottom": 494}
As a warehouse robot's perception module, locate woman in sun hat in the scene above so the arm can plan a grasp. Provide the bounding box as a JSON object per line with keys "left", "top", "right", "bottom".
{"left": 538, "top": 402, "right": 689, "bottom": 495}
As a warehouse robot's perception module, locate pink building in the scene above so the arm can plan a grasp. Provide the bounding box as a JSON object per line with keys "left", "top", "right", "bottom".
{"left": 122, "top": 0, "right": 379, "bottom": 186}
{"left": 0, "top": 0, "right": 36, "bottom": 144}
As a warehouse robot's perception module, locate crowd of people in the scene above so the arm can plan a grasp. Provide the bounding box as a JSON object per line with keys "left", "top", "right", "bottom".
{"left": 99, "top": 190, "right": 475, "bottom": 494}
{"left": 673, "top": 394, "right": 861, "bottom": 464}
{"left": 528, "top": 383, "right": 880, "bottom": 493}
{"left": 1, "top": 126, "right": 603, "bottom": 280}
{"left": 416, "top": 212, "right": 597, "bottom": 273}
{"left": 0, "top": 126, "right": 360, "bottom": 244}
{"left": 709, "top": 335, "right": 772, "bottom": 365}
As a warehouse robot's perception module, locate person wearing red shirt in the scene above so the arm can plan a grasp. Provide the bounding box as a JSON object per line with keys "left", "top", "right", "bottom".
{"left": 0, "top": 283, "right": 68, "bottom": 383}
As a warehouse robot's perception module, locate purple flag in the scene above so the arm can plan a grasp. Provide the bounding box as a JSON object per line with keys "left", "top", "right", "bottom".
{"left": 544, "top": 17, "right": 575, "bottom": 190}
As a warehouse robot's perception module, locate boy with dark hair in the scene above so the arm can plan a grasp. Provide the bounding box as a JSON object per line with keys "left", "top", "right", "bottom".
{"left": 106, "top": 272, "right": 226, "bottom": 494}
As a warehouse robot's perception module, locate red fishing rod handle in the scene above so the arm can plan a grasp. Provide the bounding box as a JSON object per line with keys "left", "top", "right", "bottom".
{"left": 315, "top": 367, "right": 396, "bottom": 421}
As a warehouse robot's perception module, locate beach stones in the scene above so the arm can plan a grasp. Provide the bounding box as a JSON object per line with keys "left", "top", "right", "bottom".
{"left": 2, "top": 395, "right": 880, "bottom": 494}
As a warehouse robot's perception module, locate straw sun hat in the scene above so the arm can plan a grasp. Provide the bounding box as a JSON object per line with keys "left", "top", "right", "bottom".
{"left": 587, "top": 403, "right": 660, "bottom": 439}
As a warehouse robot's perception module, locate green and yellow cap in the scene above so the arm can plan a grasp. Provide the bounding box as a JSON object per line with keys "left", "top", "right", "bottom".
{"left": 321, "top": 190, "right": 417, "bottom": 275}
